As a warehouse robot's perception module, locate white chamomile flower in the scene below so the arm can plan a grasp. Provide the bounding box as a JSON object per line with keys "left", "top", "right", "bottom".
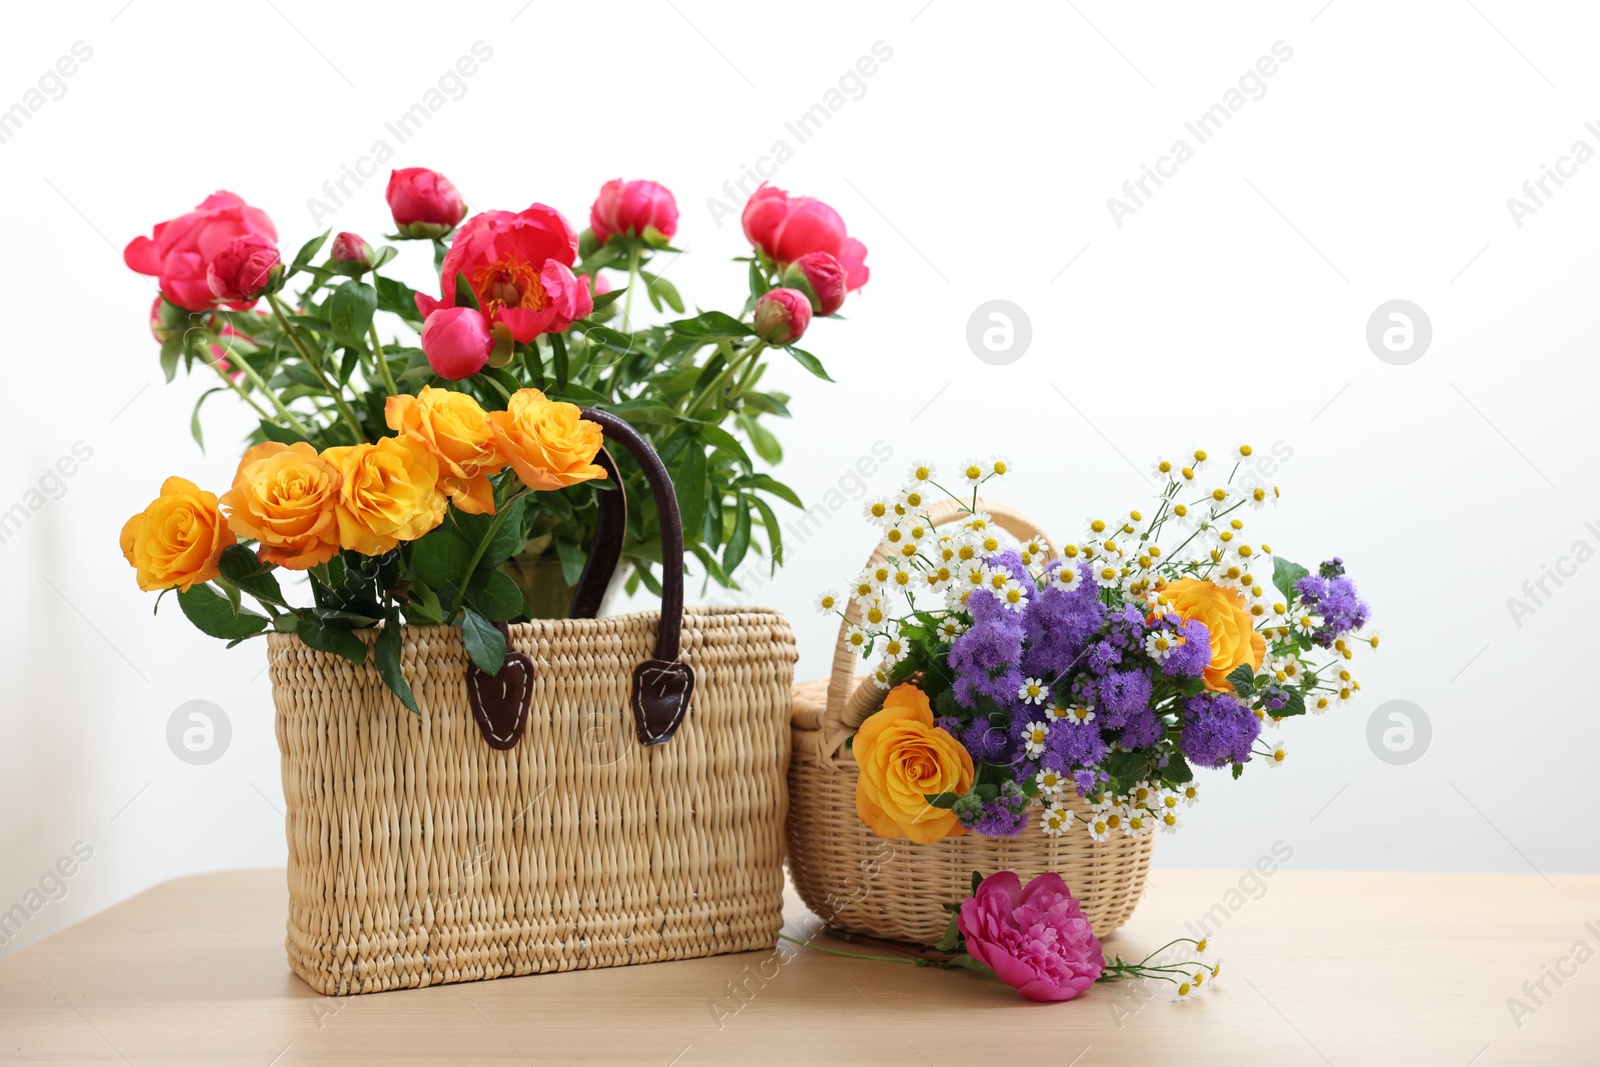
{"left": 863, "top": 497, "right": 895, "bottom": 526}
{"left": 903, "top": 519, "right": 931, "bottom": 546}
{"left": 1158, "top": 810, "right": 1181, "bottom": 834}
{"left": 1040, "top": 805, "right": 1074, "bottom": 837}
{"left": 906, "top": 461, "right": 936, "bottom": 485}
{"left": 936, "top": 616, "right": 967, "bottom": 641}
{"left": 1205, "top": 486, "right": 1231, "bottom": 512}
{"left": 1151, "top": 456, "right": 1177, "bottom": 480}
{"left": 1267, "top": 741, "right": 1288, "bottom": 768}
{"left": 1143, "top": 630, "right": 1180, "bottom": 663}
{"left": 995, "top": 579, "right": 1030, "bottom": 612}
{"left": 1017, "top": 677, "right": 1050, "bottom": 705}
{"left": 972, "top": 527, "right": 1003, "bottom": 557}
{"left": 959, "top": 561, "right": 987, "bottom": 591}
{"left": 1046, "top": 703, "right": 1072, "bottom": 722}
{"left": 814, "top": 590, "right": 840, "bottom": 615}
{"left": 897, "top": 484, "right": 931, "bottom": 514}
{"left": 889, "top": 565, "right": 915, "bottom": 591}
{"left": 1022, "top": 721, "right": 1050, "bottom": 757}
{"left": 857, "top": 595, "right": 891, "bottom": 628}
{"left": 1157, "top": 790, "right": 1181, "bottom": 812}
{"left": 869, "top": 663, "right": 892, "bottom": 688}
{"left": 1092, "top": 562, "right": 1123, "bottom": 589}
{"left": 1083, "top": 517, "right": 1111, "bottom": 541}
{"left": 1170, "top": 501, "right": 1197, "bottom": 528}
{"left": 1102, "top": 809, "right": 1125, "bottom": 836}
{"left": 880, "top": 633, "right": 910, "bottom": 666}
{"left": 961, "top": 511, "right": 993, "bottom": 534}
{"left": 1171, "top": 977, "right": 1198, "bottom": 1001}
{"left": 1067, "top": 704, "right": 1096, "bottom": 726}
{"left": 1019, "top": 536, "right": 1049, "bottom": 567}
{"left": 1246, "top": 484, "right": 1275, "bottom": 511}
{"left": 1189, "top": 448, "right": 1211, "bottom": 473}
{"left": 1053, "top": 563, "right": 1084, "bottom": 593}
{"left": 1291, "top": 608, "right": 1324, "bottom": 637}
{"left": 960, "top": 458, "right": 987, "bottom": 485}
{"left": 932, "top": 535, "right": 962, "bottom": 565}
{"left": 1234, "top": 443, "right": 1254, "bottom": 463}
{"left": 882, "top": 523, "right": 909, "bottom": 551}
{"left": 1128, "top": 780, "right": 1156, "bottom": 809}
{"left": 1035, "top": 768, "right": 1068, "bottom": 798}
{"left": 988, "top": 454, "right": 1011, "bottom": 478}
{"left": 848, "top": 573, "right": 879, "bottom": 599}
{"left": 844, "top": 626, "right": 872, "bottom": 654}
{"left": 866, "top": 561, "right": 894, "bottom": 587}
{"left": 1309, "top": 693, "right": 1333, "bottom": 714}
{"left": 1124, "top": 810, "right": 1152, "bottom": 836}
{"left": 922, "top": 563, "right": 955, "bottom": 593}
{"left": 1180, "top": 782, "right": 1200, "bottom": 807}
{"left": 1086, "top": 814, "right": 1112, "bottom": 843}
{"left": 1268, "top": 655, "right": 1301, "bottom": 684}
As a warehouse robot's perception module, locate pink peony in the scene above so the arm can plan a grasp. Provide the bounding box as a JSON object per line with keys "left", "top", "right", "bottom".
{"left": 415, "top": 205, "right": 592, "bottom": 343}
{"left": 386, "top": 167, "right": 468, "bottom": 238}
{"left": 957, "top": 871, "right": 1104, "bottom": 1002}
{"left": 837, "top": 236, "right": 870, "bottom": 292}
{"left": 752, "top": 287, "right": 812, "bottom": 345}
{"left": 589, "top": 178, "right": 679, "bottom": 243}
{"left": 421, "top": 305, "right": 493, "bottom": 380}
{"left": 330, "top": 231, "right": 374, "bottom": 273}
{"left": 124, "top": 191, "right": 278, "bottom": 312}
{"left": 782, "top": 251, "right": 847, "bottom": 316}
{"left": 205, "top": 234, "right": 280, "bottom": 304}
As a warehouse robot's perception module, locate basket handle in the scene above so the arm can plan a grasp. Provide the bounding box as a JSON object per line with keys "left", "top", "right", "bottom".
{"left": 822, "top": 498, "right": 1054, "bottom": 734}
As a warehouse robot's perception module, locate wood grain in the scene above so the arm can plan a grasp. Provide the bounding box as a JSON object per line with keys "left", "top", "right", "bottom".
{"left": 1, "top": 868, "right": 1595, "bottom": 1065}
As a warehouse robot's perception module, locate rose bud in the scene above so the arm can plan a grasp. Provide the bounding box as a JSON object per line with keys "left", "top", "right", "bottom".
{"left": 589, "top": 178, "right": 679, "bottom": 245}
{"left": 752, "top": 287, "right": 813, "bottom": 346}
{"left": 421, "top": 305, "right": 493, "bottom": 380}
{"left": 386, "top": 167, "right": 468, "bottom": 239}
{"left": 329, "top": 231, "right": 374, "bottom": 275}
{"left": 780, "top": 251, "right": 846, "bottom": 316}
{"left": 206, "top": 234, "right": 282, "bottom": 306}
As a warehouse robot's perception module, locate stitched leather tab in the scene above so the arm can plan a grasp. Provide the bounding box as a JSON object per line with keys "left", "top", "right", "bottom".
{"left": 467, "top": 625, "right": 536, "bottom": 750}
{"left": 630, "top": 658, "right": 695, "bottom": 746}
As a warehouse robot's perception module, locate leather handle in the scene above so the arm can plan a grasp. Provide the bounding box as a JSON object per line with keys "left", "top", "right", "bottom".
{"left": 578, "top": 408, "right": 694, "bottom": 746}
{"left": 566, "top": 445, "right": 626, "bottom": 620}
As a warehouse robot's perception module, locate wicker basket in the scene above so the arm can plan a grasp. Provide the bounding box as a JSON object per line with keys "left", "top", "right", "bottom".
{"left": 268, "top": 411, "right": 798, "bottom": 994}
{"left": 786, "top": 499, "right": 1153, "bottom": 945}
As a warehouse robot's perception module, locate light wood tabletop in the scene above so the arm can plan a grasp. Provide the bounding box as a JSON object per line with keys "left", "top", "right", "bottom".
{"left": 0, "top": 867, "right": 1595, "bottom": 1066}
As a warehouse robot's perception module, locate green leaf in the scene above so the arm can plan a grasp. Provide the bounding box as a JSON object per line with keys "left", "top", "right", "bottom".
{"left": 933, "top": 912, "right": 963, "bottom": 952}
{"left": 177, "top": 584, "right": 269, "bottom": 641}
{"left": 189, "top": 387, "right": 225, "bottom": 451}
{"left": 374, "top": 275, "right": 424, "bottom": 325}
{"left": 749, "top": 494, "right": 783, "bottom": 569}
{"left": 949, "top": 953, "right": 993, "bottom": 974}
{"left": 461, "top": 608, "right": 506, "bottom": 675}
{"left": 329, "top": 280, "right": 378, "bottom": 342}
{"left": 1277, "top": 688, "right": 1308, "bottom": 718}
{"left": 746, "top": 473, "right": 802, "bottom": 509}
{"left": 589, "top": 288, "right": 625, "bottom": 312}
{"left": 159, "top": 335, "right": 181, "bottom": 382}
{"left": 695, "top": 424, "right": 753, "bottom": 473}
{"left": 375, "top": 616, "right": 420, "bottom": 715}
{"left": 294, "top": 616, "right": 368, "bottom": 663}
{"left": 549, "top": 331, "right": 570, "bottom": 391}
{"left": 669, "top": 310, "right": 753, "bottom": 340}
{"left": 258, "top": 419, "right": 310, "bottom": 446}
{"left": 1107, "top": 750, "right": 1147, "bottom": 787}
{"left": 924, "top": 792, "right": 959, "bottom": 809}
{"left": 1232, "top": 762, "right": 1245, "bottom": 780}
{"left": 410, "top": 526, "right": 472, "bottom": 592}
{"left": 677, "top": 442, "right": 707, "bottom": 538}
{"left": 454, "top": 271, "right": 481, "bottom": 313}
{"left": 640, "top": 270, "right": 685, "bottom": 313}
{"left": 723, "top": 494, "right": 752, "bottom": 574}
{"left": 1166, "top": 755, "right": 1195, "bottom": 784}
{"left": 554, "top": 536, "right": 588, "bottom": 587}
{"left": 466, "top": 569, "right": 526, "bottom": 622}
{"left": 784, "top": 346, "right": 833, "bottom": 382}
{"left": 216, "top": 545, "right": 288, "bottom": 607}
{"left": 1226, "top": 663, "right": 1257, "bottom": 697}
{"left": 971, "top": 870, "right": 984, "bottom": 894}
{"left": 1272, "top": 556, "right": 1310, "bottom": 605}
{"left": 739, "top": 413, "right": 782, "bottom": 465}
{"left": 607, "top": 399, "right": 679, "bottom": 426}
{"left": 289, "top": 230, "right": 331, "bottom": 274}
{"left": 747, "top": 260, "right": 769, "bottom": 300}
{"left": 480, "top": 495, "right": 527, "bottom": 569}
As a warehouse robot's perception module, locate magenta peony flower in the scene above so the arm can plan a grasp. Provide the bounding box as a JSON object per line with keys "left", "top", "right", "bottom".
{"left": 957, "top": 871, "right": 1104, "bottom": 1001}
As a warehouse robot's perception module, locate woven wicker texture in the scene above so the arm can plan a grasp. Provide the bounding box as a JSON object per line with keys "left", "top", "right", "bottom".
{"left": 786, "top": 500, "right": 1152, "bottom": 944}
{"left": 270, "top": 606, "right": 797, "bottom": 995}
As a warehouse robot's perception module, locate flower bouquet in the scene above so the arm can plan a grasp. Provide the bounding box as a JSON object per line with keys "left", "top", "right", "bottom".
{"left": 118, "top": 170, "right": 870, "bottom": 701}
{"left": 786, "top": 447, "right": 1375, "bottom": 953}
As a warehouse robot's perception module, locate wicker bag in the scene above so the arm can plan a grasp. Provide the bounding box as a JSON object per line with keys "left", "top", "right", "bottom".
{"left": 268, "top": 411, "right": 797, "bottom": 995}
{"left": 786, "top": 499, "right": 1152, "bottom": 945}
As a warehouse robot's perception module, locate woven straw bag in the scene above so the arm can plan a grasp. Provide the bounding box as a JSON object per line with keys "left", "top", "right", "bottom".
{"left": 786, "top": 499, "right": 1153, "bottom": 945}
{"left": 268, "top": 410, "right": 797, "bottom": 995}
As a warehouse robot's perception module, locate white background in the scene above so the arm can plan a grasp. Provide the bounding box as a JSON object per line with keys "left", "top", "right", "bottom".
{"left": 2, "top": 0, "right": 1596, "bottom": 959}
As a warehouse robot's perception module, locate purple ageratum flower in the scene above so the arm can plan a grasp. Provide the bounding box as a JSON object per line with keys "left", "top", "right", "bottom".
{"left": 1086, "top": 640, "right": 1122, "bottom": 675}
{"left": 1071, "top": 768, "right": 1102, "bottom": 797}
{"left": 1161, "top": 617, "right": 1213, "bottom": 678}
{"left": 1021, "top": 560, "right": 1103, "bottom": 680}
{"left": 962, "top": 718, "right": 1012, "bottom": 762}
{"left": 972, "top": 781, "right": 1031, "bottom": 837}
{"left": 1105, "top": 602, "right": 1148, "bottom": 651}
{"left": 1041, "top": 714, "right": 1108, "bottom": 772}
{"left": 1118, "top": 706, "right": 1164, "bottom": 750}
{"left": 949, "top": 588, "right": 1027, "bottom": 708}
{"left": 1179, "top": 692, "right": 1260, "bottom": 768}
{"left": 1096, "top": 668, "right": 1152, "bottom": 728}
{"left": 934, "top": 715, "right": 961, "bottom": 735}
{"left": 1295, "top": 564, "right": 1370, "bottom": 645}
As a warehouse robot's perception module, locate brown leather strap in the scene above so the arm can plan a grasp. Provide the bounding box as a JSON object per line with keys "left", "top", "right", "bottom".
{"left": 566, "top": 445, "right": 626, "bottom": 619}
{"left": 579, "top": 408, "right": 693, "bottom": 746}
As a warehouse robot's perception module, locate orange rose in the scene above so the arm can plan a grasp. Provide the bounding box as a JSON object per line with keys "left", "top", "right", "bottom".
{"left": 1161, "top": 577, "right": 1266, "bottom": 692}
{"left": 853, "top": 684, "right": 975, "bottom": 844}
{"left": 119, "top": 477, "right": 233, "bottom": 592}
{"left": 385, "top": 386, "right": 506, "bottom": 515}
{"left": 321, "top": 436, "right": 447, "bottom": 555}
{"left": 220, "top": 442, "right": 342, "bottom": 569}
{"left": 486, "top": 388, "right": 607, "bottom": 491}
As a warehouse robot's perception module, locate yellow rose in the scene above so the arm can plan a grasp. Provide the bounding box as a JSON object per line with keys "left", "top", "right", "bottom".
{"left": 853, "top": 684, "right": 975, "bottom": 844}
{"left": 220, "top": 442, "right": 343, "bottom": 570}
{"left": 486, "top": 388, "right": 607, "bottom": 491}
{"left": 385, "top": 387, "right": 506, "bottom": 515}
{"left": 119, "top": 476, "right": 233, "bottom": 592}
{"left": 321, "top": 436, "right": 447, "bottom": 555}
{"left": 1161, "top": 577, "right": 1267, "bottom": 692}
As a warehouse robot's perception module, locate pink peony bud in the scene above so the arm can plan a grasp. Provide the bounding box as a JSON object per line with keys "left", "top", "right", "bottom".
{"left": 386, "top": 168, "right": 468, "bottom": 239}
{"left": 206, "top": 234, "right": 281, "bottom": 305}
{"left": 330, "top": 231, "right": 374, "bottom": 274}
{"left": 590, "top": 179, "right": 679, "bottom": 244}
{"left": 752, "top": 287, "right": 813, "bottom": 346}
{"left": 781, "top": 251, "right": 847, "bottom": 316}
{"left": 741, "top": 184, "right": 846, "bottom": 265}
{"left": 421, "top": 306, "right": 493, "bottom": 379}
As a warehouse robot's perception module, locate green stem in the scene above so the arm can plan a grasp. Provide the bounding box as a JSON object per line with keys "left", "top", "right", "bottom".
{"left": 370, "top": 323, "right": 399, "bottom": 397}
{"left": 221, "top": 330, "right": 315, "bottom": 439}
{"left": 266, "top": 294, "right": 365, "bottom": 442}
{"left": 775, "top": 933, "right": 916, "bottom": 965}
{"left": 446, "top": 486, "right": 534, "bottom": 622}
{"left": 621, "top": 244, "right": 642, "bottom": 333}
{"left": 726, "top": 340, "right": 769, "bottom": 398}
{"left": 203, "top": 347, "right": 273, "bottom": 421}
{"left": 687, "top": 338, "right": 766, "bottom": 418}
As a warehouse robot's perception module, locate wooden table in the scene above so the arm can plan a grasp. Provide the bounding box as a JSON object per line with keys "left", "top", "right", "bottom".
{"left": 1, "top": 869, "right": 1594, "bottom": 1065}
